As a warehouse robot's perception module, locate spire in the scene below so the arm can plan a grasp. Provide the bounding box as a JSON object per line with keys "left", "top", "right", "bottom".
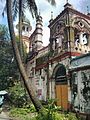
{"left": 87, "top": 6, "right": 89, "bottom": 13}
{"left": 66, "top": 0, "right": 68, "bottom": 3}
{"left": 39, "top": 9, "right": 41, "bottom": 16}
{"left": 49, "top": 11, "right": 53, "bottom": 24}
{"left": 87, "top": 6, "right": 90, "bottom": 15}
{"left": 51, "top": 11, "right": 53, "bottom": 20}
{"left": 64, "top": 0, "right": 73, "bottom": 9}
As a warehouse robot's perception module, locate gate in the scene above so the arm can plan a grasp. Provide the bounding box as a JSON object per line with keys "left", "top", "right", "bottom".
{"left": 56, "top": 84, "right": 68, "bottom": 110}
{"left": 55, "top": 65, "right": 68, "bottom": 110}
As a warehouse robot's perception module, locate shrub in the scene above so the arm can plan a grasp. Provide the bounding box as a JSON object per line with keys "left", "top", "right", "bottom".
{"left": 10, "top": 99, "right": 78, "bottom": 120}
{"left": 8, "top": 82, "right": 28, "bottom": 107}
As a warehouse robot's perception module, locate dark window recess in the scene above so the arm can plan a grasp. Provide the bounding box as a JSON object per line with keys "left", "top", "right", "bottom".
{"left": 80, "top": 22, "right": 83, "bottom": 26}
{"left": 22, "top": 26, "right": 25, "bottom": 31}
{"left": 27, "top": 27, "right": 29, "bottom": 32}
{"left": 72, "top": 84, "right": 77, "bottom": 93}
{"left": 55, "top": 65, "right": 67, "bottom": 84}
{"left": 85, "top": 50, "right": 87, "bottom": 52}
{"left": 75, "top": 47, "right": 78, "bottom": 50}
{"left": 40, "top": 69, "right": 41, "bottom": 75}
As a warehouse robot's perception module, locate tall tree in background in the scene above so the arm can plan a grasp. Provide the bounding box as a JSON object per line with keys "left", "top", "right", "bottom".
{"left": 0, "top": 24, "right": 19, "bottom": 90}
{"left": 0, "top": 24, "right": 9, "bottom": 40}
{"left": 0, "top": 40, "right": 19, "bottom": 90}
{"left": 6, "top": 0, "right": 56, "bottom": 113}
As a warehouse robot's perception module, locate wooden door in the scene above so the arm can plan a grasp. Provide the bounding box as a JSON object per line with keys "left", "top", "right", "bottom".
{"left": 56, "top": 84, "right": 68, "bottom": 110}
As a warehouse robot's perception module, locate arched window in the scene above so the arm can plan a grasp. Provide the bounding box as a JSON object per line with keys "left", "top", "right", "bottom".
{"left": 55, "top": 65, "right": 67, "bottom": 84}
{"left": 27, "top": 27, "right": 29, "bottom": 32}
{"left": 22, "top": 26, "right": 25, "bottom": 31}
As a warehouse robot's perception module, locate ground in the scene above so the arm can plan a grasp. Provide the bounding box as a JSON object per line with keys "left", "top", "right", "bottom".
{"left": 0, "top": 111, "right": 10, "bottom": 120}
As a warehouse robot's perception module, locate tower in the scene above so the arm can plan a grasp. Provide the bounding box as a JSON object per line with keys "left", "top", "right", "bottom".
{"left": 34, "top": 14, "right": 43, "bottom": 51}
{"left": 16, "top": 16, "right": 32, "bottom": 53}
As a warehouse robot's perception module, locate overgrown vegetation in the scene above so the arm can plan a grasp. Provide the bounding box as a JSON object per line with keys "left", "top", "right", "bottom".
{"left": 0, "top": 24, "right": 10, "bottom": 40}
{"left": 0, "top": 24, "right": 19, "bottom": 91}
{"left": 9, "top": 99, "right": 78, "bottom": 120}
{"left": 8, "top": 82, "right": 29, "bottom": 107}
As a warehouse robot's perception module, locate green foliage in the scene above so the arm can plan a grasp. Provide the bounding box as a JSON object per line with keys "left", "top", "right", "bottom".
{"left": 0, "top": 25, "right": 23, "bottom": 91}
{"left": 26, "top": 104, "right": 36, "bottom": 113}
{"left": 0, "top": 24, "right": 9, "bottom": 40}
{"left": 8, "top": 82, "right": 28, "bottom": 107}
{"left": 44, "top": 99, "right": 61, "bottom": 112}
{"left": 36, "top": 99, "right": 78, "bottom": 120}
{"left": 10, "top": 100, "right": 78, "bottom": 120}
{"left": 10, "top": 109, "right": 78, "bottom": 120}
{"left": 10, "top": 108, "right": 29, "bottom": 117}
{"left": 0, "top": 39, "right": 19, "bottom": 90}
{"left": 35, "top": 111, "right": 78, "bottom": 120}
{"left": 36, "top": 112, "right": 65, "bottom": 120}
{"left": 10, "top": 106, "right": 37, "bottom": 120}
{"left": 66, "top": 113, "right": 79, "bottom": 120}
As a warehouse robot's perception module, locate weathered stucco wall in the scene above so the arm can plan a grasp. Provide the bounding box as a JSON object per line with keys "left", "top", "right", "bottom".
{"left": 71, "top": 70, "right": 90, "bottom": 113}
{"left": 70, "top": 54, "right": 90, "bottom": 113}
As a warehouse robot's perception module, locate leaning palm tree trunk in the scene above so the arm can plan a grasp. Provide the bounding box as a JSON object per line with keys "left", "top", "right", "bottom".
{"left": 19, "top": 0, "right": 23, "bottom": 60}
{"left": 6, "top": 0, "right": 45, "bottom": 112}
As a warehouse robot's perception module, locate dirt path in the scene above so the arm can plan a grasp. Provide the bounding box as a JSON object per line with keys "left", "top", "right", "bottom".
{"left": 0, "top": 111, "right": 11, "bottom": 120}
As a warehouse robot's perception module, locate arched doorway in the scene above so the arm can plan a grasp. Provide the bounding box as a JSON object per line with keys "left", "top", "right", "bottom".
{"left": 53, "top": 64, "right": 68, "bottom": 110}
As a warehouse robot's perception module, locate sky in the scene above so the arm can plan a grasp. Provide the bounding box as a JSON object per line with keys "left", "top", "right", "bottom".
{"left": 0, "top": 0, "right": 90, "bottom": 46}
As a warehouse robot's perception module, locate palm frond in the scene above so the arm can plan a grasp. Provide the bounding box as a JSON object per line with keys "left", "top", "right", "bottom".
{"left": 26, "top": 0, "right": 38, "bottom": 18}
{"left": 46, "top": 0, "right": 56, "bottom": 6}
{"left": 2, "top": 4, "right": 7, "bottom": 17}
{"left": 12, "top": 0, "right": 19, "bottom": 21}
{"left": 2, "top": 0, "right": 19, "bottom": 21}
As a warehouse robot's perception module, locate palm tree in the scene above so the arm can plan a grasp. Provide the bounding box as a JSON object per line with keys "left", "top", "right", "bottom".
{"left": 14, "top": 0, "right": 56, "bottom": 60}
{"left": 18, "top": 0, "right": 23, "bottom": 60}
{"left": 18, "top": 0, "right": 38, "bottom": 61}
{"left": 6, "top": 0, "right": 56, "bottom": 113}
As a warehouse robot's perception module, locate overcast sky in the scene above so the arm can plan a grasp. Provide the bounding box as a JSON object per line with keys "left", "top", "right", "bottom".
{"left": 0, "top": 0, "right": 90, "bottom": 46}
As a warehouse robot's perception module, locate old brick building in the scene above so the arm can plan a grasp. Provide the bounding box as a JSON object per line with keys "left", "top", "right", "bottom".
{"left": 26, "top": 2, "right": 90, "bottom": 114}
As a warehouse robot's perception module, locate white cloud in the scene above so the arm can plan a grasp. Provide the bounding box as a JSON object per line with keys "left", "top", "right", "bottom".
{"left": 0, "top": 1, "right": 6, "bottom": 23}
{"left": 43, "top": 27, "right": 50, "bottom": 46}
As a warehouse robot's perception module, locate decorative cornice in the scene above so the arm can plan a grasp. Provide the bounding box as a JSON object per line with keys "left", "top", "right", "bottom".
{"left": 35, "top": 52, "right": 81, "bottom": 70}
{"left": 48, "top": 7, "right": 90, "bottom": 28}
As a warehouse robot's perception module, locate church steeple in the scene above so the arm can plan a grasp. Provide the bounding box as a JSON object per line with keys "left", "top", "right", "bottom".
{"left": 87, "top": 6, "right": 90, "bottom": 16}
